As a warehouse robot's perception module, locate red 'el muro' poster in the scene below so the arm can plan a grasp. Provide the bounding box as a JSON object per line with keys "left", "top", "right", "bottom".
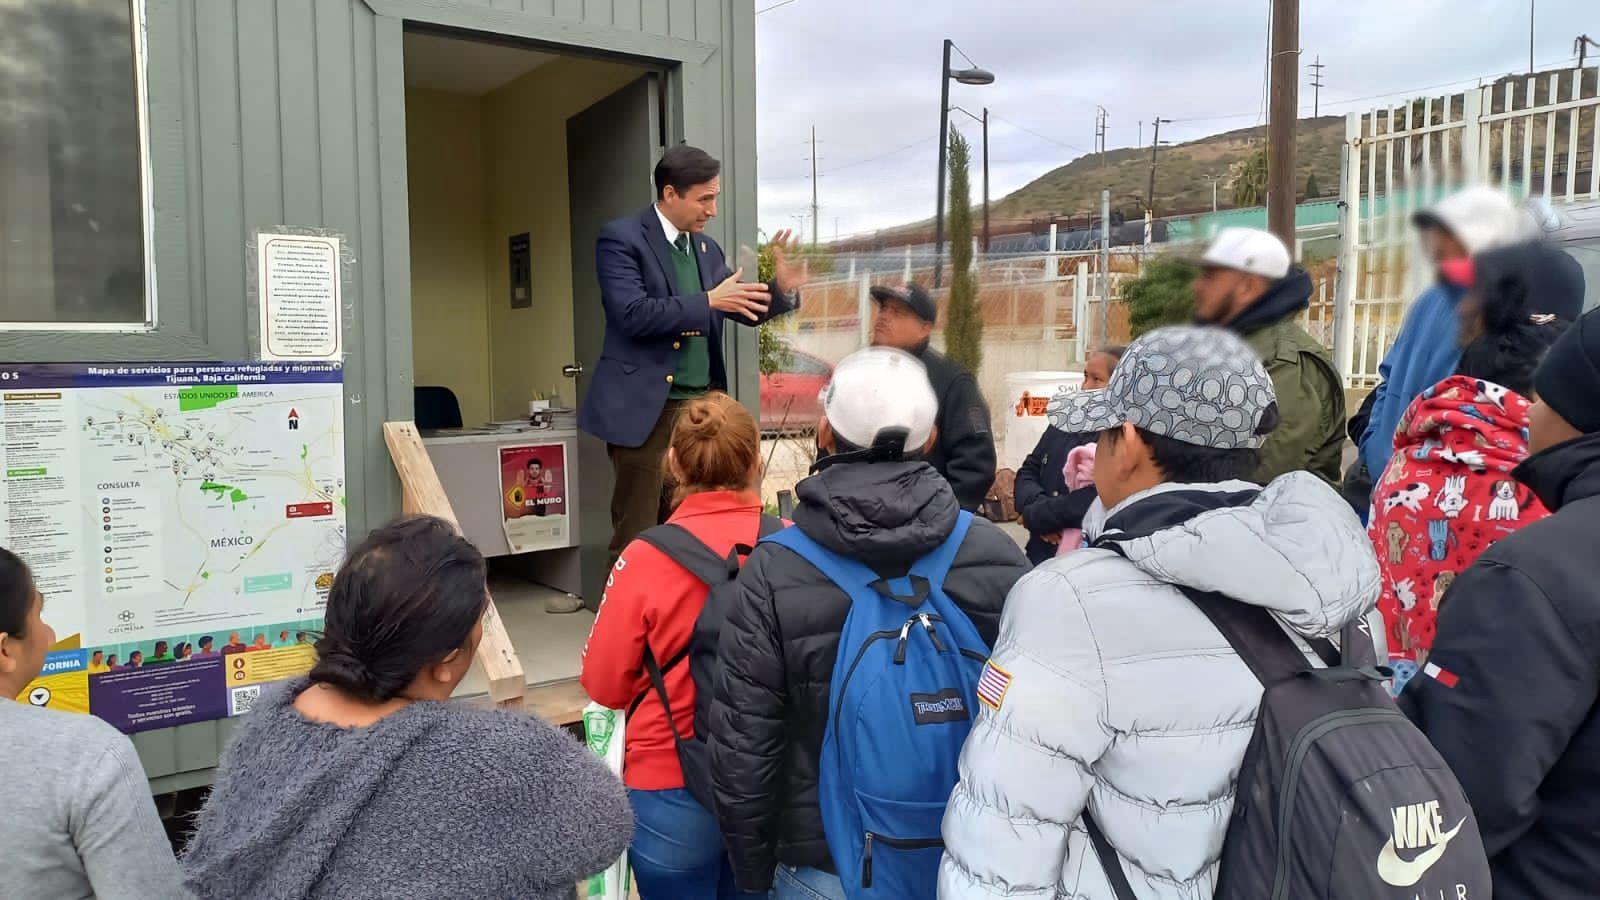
{"left": 499, "top": 444, "right": 571, "bottom": 553}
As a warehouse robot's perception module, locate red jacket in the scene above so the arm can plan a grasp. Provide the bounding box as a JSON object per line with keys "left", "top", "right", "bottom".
{"left": 1368, "top": 375, "right": 1547, "bottom": 673}
{"left": 579, "top": 490, "right": 766, "bottom": 790}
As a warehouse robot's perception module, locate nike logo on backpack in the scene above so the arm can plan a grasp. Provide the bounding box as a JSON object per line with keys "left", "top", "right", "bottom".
{"left": 1377, "top": 800, "right": 1466, "bottom": 887}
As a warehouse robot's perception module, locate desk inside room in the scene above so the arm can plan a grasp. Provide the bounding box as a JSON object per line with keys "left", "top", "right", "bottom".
{"left": 419, "top": 421, "right": 594, "bottom": 703}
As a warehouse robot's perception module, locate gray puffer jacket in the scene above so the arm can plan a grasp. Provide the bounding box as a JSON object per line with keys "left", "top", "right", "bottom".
{"left": 939, "top": 473, "right": 1382, "bottom": 899}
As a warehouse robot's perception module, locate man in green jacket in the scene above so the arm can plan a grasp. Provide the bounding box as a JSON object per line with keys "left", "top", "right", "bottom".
{"left": 1191, "top": 227, "right": 1345, "bottom": 484}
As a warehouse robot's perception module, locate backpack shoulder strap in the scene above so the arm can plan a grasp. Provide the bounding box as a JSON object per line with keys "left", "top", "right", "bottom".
{"left": 761, "top": 525, "right": 882, "bottom": 603}
{"left": 1082, "top": 812, "right": 1138, "bottom": 900}
{"left": 1177, "top": 585, "right": 1326, "bottom": 686}
{"left": 637, "top": 523, "right": 733, "bottom": 586}
{"left": 908, "top": 510, "right": 975, "bottom": 586}
{"left": 1094, "top": 540, "right": 1331, "bottom": 684}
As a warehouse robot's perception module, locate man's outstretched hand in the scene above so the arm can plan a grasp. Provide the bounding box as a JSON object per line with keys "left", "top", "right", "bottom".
{"left": 709, "top": 269, "right": 771, "bottom": 321}
{"left": 768, "top": 228, "right": 810, "bottom": 296}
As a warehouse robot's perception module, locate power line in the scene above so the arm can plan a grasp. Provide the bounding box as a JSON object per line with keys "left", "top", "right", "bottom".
{"left": 755, "top": 0, "right": 799, "bottom": 14}
{"left": 990, "top": 113, "right": 1093, "bottom": 155}
{"left": 762, "top": 133, "right": 939, "bottom": 182}
{"left": 1257, "top": 0, "right": 1273, "bottom": 128}
{"left": 1169, "top": 53, "right": 1582, "bottom": 125}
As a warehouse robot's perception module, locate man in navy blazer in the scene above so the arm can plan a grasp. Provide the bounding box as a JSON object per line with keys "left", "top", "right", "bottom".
{"left": 579, "top": 145, "right": 806, "bottom": 564}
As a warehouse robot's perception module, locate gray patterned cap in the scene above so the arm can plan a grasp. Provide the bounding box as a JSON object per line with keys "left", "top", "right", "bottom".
{"left": 1052, "top": 325, "right": 1278, "bottom": 449}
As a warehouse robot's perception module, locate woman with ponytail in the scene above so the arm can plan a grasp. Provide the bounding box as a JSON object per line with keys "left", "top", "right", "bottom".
{"left": 581, "top": 392, "right": 771, "bottom": 899}
{"left": 183, "top": 515, "right": 633, "bottom": 899}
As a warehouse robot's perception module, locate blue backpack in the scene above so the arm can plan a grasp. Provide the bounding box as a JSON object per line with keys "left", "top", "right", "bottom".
{"left": 762, "top": 510, "right": 987, "bottom": 899}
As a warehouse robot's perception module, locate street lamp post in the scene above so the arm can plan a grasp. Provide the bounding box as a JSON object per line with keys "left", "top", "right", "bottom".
{"left": 933, "top": 39, "right": 994, "bottom": 288}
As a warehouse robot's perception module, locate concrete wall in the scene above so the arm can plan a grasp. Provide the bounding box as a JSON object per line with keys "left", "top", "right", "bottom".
{"left": 406, "top": 89, "right": 493, "bottom": 426}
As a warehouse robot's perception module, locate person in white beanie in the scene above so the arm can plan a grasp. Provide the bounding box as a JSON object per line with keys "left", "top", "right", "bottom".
{"left": 705, "top": 347, "right": 1028, "bottom": 899}
{"left": 1351, "top": 186, "right": 1539, "bottom": 516}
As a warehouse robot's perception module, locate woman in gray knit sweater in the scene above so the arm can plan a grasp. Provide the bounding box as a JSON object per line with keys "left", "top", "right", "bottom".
{"left": 182, "top": 516, "right": 634, "bottom": 899}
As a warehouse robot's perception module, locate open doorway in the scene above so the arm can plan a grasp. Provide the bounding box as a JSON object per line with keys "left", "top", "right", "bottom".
{"left": 401, "top": 28, "right": 662, "bottom": 696}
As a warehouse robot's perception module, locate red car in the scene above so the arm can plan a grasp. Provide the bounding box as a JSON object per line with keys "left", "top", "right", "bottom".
{"left": 760, "top": 348, "right": 832, "bottom": 433}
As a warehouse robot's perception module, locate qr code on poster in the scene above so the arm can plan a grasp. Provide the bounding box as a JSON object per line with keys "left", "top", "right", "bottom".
{"left": 229, "top": 685, "right": 263, "bottom": 716}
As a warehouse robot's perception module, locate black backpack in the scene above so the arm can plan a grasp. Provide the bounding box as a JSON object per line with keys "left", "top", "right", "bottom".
{"left": 630, "top": 514, "right": 784, "bottom": 812}
{"left": 1084, "top": 585, "right": 1491, "bottom": 900}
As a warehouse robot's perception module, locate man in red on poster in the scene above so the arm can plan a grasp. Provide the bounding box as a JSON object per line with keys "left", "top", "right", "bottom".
{"left": 502, "top": 447, "right": 567, "bottom": 520}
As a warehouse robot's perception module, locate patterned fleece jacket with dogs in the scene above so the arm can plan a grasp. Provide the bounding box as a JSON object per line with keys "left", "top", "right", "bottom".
{"left": 1368, "top": 374, "right": 1548, "bottom": 691}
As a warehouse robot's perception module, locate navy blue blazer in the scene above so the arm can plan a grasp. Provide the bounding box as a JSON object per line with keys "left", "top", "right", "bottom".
{"left": 578, "top": 205, "right": 798, "bottom": 448}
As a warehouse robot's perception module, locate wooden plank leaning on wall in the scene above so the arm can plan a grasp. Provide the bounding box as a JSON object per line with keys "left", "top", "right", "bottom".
{"left": 383, "top": 421, "right": 527, "bottom": 707}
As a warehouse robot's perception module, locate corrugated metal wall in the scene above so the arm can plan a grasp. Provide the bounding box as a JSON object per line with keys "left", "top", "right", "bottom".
{"left": 458, "top": 0, "right": 722, "bottom": 42}
{"left": 123, "top": 0, "right": 416, "bottom": 787}
{"left": 0, "top": 0, "right": 754, "bottom": 790}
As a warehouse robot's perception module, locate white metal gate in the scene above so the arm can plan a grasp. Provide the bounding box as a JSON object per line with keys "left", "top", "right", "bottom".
{"left": 1336, "top": 66, "right": 1600, "bottom": 387}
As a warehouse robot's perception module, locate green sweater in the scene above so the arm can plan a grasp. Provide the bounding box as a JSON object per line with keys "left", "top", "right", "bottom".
{"left": 669, "top": 234, "right": 710, "bottom": 399}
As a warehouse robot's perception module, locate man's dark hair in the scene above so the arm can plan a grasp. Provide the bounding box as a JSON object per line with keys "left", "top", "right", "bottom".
{"left": 1107, "top": 426, "right": 1264, "bottom": 484}
{"left": 0, "top": 548, "right": 34, "bottom": 639}
{"left": 199, "top": 635, "right": 213, "bottom": 647}
{"left": 310, "top": 515, "right": 488, "bottom": 703}
{"left": 527, "top": 459, "right": 542, "bottom": 468}
{"left": 655, "top": 145, "right": 721, "bottom": 200}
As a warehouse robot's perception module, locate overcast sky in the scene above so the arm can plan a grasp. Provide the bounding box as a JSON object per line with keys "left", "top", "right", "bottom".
{"left": 754, "top": 0, "right": 1594, "bottom": 239}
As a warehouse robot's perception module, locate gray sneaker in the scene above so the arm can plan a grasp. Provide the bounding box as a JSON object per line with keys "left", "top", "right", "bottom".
{"left": 544, "top": 593, "right": 585, "bottom": 615}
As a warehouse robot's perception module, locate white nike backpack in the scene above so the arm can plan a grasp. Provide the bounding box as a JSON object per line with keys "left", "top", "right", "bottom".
{"left": 1083, "top": 584, "right": 1491, "bottom": 900}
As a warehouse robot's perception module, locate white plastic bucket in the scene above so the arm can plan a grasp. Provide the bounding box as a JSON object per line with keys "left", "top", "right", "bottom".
{"left": 1002, "top": 371, "right": 1085, "bottom": 471}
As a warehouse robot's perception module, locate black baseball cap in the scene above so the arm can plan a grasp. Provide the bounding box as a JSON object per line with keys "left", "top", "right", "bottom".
{"left": 870, "top": 282, "right": 937, "bottom": 325}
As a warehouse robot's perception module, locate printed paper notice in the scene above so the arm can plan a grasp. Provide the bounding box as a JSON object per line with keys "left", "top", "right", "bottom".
{"left": 258, "top": 233, "right": 342, "bottom": 361}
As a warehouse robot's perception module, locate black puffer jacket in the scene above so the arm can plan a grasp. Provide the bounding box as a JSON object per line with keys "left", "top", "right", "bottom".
{"left": 914, "top": 342, "right": 997, "bottom": 512}
{"left": 1400, "top": 432, "right": 1600, "bottom": 900}
{"left": 706, "top": 460, "right": 1028, "bottom": 892}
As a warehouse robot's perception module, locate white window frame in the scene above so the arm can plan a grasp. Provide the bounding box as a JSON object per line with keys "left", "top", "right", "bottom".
{"left": 0, "top": 0, "right": 157, "bottom": 332}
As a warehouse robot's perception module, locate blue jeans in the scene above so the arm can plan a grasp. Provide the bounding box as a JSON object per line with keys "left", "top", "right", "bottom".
{"left": 769, "top": 865, "right": 847, "bottom": 900}
{"left": 628, "top": 787, "right": 760, "bottom": 900}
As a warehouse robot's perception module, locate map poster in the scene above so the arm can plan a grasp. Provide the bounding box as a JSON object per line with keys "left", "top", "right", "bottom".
{"left": 500, "top": 443, "right": 570, "bottom": 553}
{"left": 0, "top": 362, "right": 346, "bottom": 733}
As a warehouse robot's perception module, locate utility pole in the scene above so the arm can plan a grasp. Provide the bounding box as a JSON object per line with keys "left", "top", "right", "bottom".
{"left": 1528, "top": 0, "right": 1535, "bottom": 74}
{"left": 1577, "top": 34, "right": 1598, "bottom": 70}
{"left": 935, "top": 40, "right": 953, "bottom": 287}
{"left": 1145, "top": 117, "right": 1171, "bottom": 219}
{"left": 1099, "top": 189, "right": 1110, "bottom": 348}
{"left": 1267, "top": 0, "right": 1301, "bottom": 248}
{"left": 1204, "top": 173, "right": 1223, "bottom": 213}
{"left": 809, "top": 125, "right": 820, "bottom": 246}
{"left": 1308, "top": 54, "right": 1325, "bottom": 117}
{"left": 1138, "top": 119, "right": 1143, "bottom": 148}
{"left": 981, "top": 107, "right": 991, "bottom": 254}
{"left": 1094, "top": 106, "right": 1109, "bottom": 166}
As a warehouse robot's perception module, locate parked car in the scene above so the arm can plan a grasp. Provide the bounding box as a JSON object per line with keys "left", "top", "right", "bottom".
{"left": 759, "top": 348, "right": 832, "bottom": 434}
{"left": 1549, "top": 198, "right": 1600, "bottom": 314}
